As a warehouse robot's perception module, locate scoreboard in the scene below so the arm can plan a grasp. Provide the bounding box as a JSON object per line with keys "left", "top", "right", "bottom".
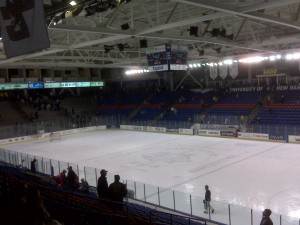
{"left": 146, "top": 45, "right": 188, "bottom": 72}
{"left": 0, "top": 81, "right": 104, "bottom": 90}
{"left": 146, "top": 45, "right": 169, "bottom": 72}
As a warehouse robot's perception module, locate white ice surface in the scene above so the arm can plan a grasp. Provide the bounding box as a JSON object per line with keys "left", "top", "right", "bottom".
{"left": 5, "top": 130, "right": 300, "bottom": 225}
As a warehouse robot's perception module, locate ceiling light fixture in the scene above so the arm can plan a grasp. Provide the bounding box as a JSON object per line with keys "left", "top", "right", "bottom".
{"left": 70, "top": 1, "right": 77, "bottom": 6}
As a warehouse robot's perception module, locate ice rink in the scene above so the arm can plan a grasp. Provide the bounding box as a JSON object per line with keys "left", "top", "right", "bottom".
{"left": 4, "top": 130, "right": 300, "bottom": 225}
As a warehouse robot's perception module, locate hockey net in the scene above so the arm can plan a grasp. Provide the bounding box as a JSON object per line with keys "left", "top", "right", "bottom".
{"left": 49, "top": 132, "right": 61, "bottom": 142}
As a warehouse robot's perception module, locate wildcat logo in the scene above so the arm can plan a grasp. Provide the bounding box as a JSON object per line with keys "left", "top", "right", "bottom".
{"left": 0, "top": 0, "right": 34, "bottom": 41}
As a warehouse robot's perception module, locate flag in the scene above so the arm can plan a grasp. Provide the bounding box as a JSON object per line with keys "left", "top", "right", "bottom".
{"left": 219, "top": 65, "right": 228, "bottom": 79}
{"left": 229, "top": 63, "right": 238, "bottom": 79}
{"left": 0, "top": 0, "right": 50, "bottom": 58}
{"left": 209, "top": 66, "right": 218, "bottom": 80}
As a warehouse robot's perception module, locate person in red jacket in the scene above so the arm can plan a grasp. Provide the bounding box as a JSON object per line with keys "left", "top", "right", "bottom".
{"left": 55, "top": 170, "right": 67, "bottom": 187}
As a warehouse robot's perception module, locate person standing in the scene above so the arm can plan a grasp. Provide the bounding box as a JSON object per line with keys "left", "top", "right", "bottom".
{"left": 108, "top": 175, "right": 127, "bottom": 209}
{"left": 204, "top": 185, "right": 214, "bottom": 214}
{"left": 66, "top": 166, "right": 79, "bottom": 189}
{"left": 97, "top": 169, "right": 109, "bottom": 201}
{"left": 30, "top": 159, "right": 37, "bottom": 173}
{"left": 260, "top": 209, "right": 273, "bottom": 225}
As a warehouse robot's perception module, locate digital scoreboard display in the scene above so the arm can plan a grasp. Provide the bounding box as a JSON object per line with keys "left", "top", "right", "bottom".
{"left": 28, "top": 82, "right": 45, "bottom": 89}
{"left": 0, "top": 81, "right": 104, "bottom": 90}
{"left": 171, "top": 51, "right": 187, "bottom": 64}
{"left": 44, "top": 82, "right": 61, "bottom": 88}
{"left": 146, "top": 45, "right": 188, "bottom": 72}
{"left": 147, "top": 52, "right": 167, "bottom": 66}
{"left": 0, "top": 84, "right": 28, "bottom": 90}
{"left": 90, "top": 81, "right": 104, "bottom": 87}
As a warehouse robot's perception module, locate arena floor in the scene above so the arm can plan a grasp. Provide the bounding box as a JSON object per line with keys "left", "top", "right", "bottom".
{"left": 5, "top": 130, "right": 300, "bottom": 225}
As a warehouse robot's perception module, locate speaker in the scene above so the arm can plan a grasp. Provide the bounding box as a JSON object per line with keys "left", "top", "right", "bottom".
{"left": 189, "top": 26, "right": 198, "bottom": 36}
{"left": 140, "top": 40, "right": 148, "bottom": 48}
{"left": 121, "top": 23, "right": 130, "bottom": 30}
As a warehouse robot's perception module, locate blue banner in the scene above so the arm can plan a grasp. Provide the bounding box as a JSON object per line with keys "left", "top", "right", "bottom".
{"left": 269, "top": 134, "right": 286, "bottom": 141}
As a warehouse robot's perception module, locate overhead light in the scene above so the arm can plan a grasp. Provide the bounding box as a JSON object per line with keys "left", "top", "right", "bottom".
{"left": 223, "top": 59, "right": 233, "bottom": 65}
{"left": 269, "top": 56, "right": 276, "bottom": 61}
{"left": 70, "top": 1, "right": 77, "bottom": 6}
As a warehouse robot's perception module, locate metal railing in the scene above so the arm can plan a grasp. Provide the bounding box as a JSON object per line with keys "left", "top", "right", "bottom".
{"left": 0, "top": 148, "right": 299, "bottom": 225}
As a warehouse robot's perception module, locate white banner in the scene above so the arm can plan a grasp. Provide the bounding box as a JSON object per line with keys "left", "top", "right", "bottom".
{"left": 197, "top": 130, "right": 220, "bottom": 136}
{"left": 229, "top": 63, "right": 238, "bottom": 79}
{"left": 288, "top": 135, "right": 300, "bottom": 143}
{"left": 147, "top": 126, "right": 167, "bottom": 132}
{"left": 179, "top": 129, "right": 194, "bottom": 135}
{"left": 209, "top": 66, "right": 218, "bottom": 80}
{"left": 238, "top": 132, "right": 269, "bottom": 140}
{"left": 0, "top": 0, "right": 50, "bottom": 58}
{"left": 120, "top": 125, "right": 142, "bottom": 130}
{"left": 219, "top": 65, "right": 228, "bottom": 79}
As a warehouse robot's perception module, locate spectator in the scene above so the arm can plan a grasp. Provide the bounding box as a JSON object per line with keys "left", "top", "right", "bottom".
{"left": 108, "top": 174, "right": 127, "bottom": 207}
{"left": 80, "top": 178, "right": 90, "bottom": 193}
{"left": 260, "top": 209, "right": 273, "bottom": 225}
{"left": 97, "top": 169, "right": 109, "bottom": 201}
{"left": 203, "top": 185, "right": 214, "bottom": 214}
{"left": 55, "top": 170, "right": 67, "bottom": 187}
{"left": 31, "top": 159, "right": 37, "bottom": 173}
{"left": 66, "top": 166, "right": 79, "bottom": 189}
{"left": 18, "top": 159, "right": 25, "bottom": 169}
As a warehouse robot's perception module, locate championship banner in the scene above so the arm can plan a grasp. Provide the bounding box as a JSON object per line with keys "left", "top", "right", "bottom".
{"left": 229, "top": 63, "right": 238, "bottom": 79}
{"left": 263, "top": 68, "right": 277, "bottom": 75}
{"left": 210, "top": 66, "right": 218, "bottom": 80}
{"left": 0, "top": 0, "right": 50, "bottom": 58}
{"left": 219, "top": 65, "right": 228, "bottom": 79}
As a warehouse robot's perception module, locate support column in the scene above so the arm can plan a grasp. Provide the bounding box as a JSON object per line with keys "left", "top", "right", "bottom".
{"left": 169, "top": 72, "right": 174, "bottom": 91}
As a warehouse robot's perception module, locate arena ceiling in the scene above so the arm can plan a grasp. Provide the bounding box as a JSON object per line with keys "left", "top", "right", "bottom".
{"left": 1, "top": 0, "right": 300, "bottom": 69}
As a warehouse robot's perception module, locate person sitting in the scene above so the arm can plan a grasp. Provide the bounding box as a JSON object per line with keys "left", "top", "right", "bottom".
{"left": 80, "top": 178, "right": 90, "bottom": 193}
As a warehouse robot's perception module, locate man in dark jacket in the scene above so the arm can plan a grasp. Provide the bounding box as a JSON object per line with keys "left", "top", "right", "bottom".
{"left": 260, "top": 209, "right": 273, "bottom": 225}
{"left": 66, "top": 166, "right": 78, "bottom": 189}
{"left": 108, "top": 174, "right": 127, "bottom": 208}
{"left": 30, "top": 159, "right": 37, "bottom": 173}
{"left": 97, "top": 169, "right": 108, "bottom": 200}
{"left": 204, "top": 185, "right": 214, "bottom": 214}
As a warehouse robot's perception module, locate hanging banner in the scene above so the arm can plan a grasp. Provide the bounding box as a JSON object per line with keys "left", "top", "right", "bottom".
{"left": 219, "top": 65, "right": 228, "bottom": 79}
{"left": 210, "top": 66, "right": 218, "bottom": 80}
{"left": 263, "top": 68, "right": 277, "bottom": 75}
{"left": 229, "top": 63, "right": 238, "bottom": 79}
